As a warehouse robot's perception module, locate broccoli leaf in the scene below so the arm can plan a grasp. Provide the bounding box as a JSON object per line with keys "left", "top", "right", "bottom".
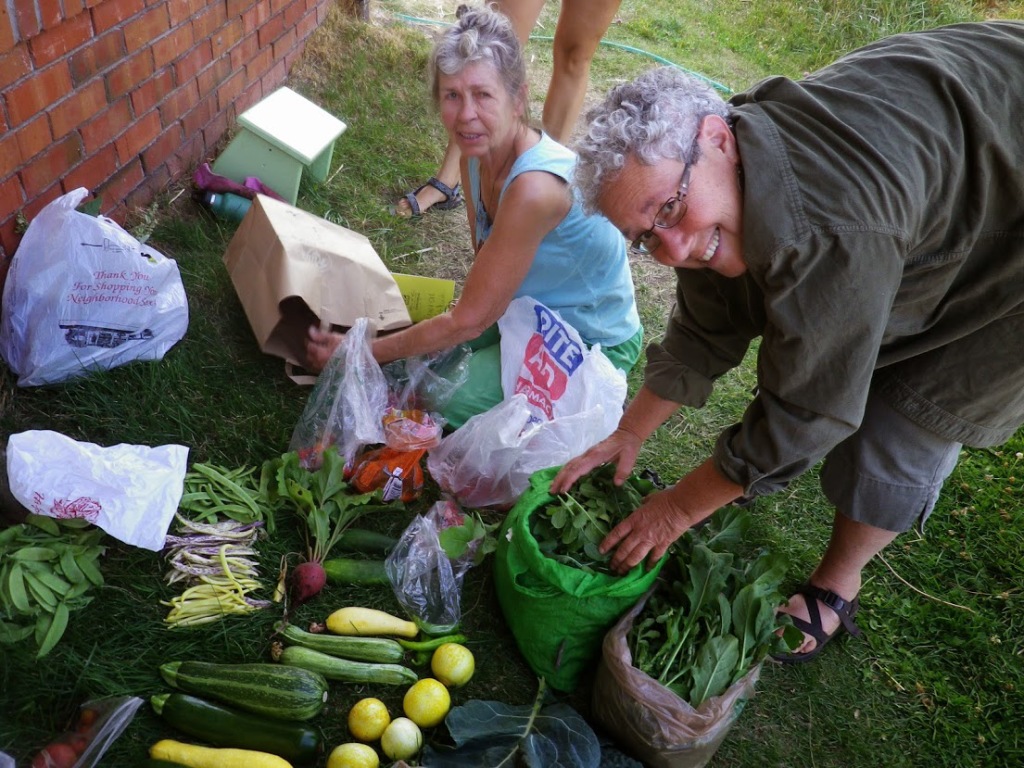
{"left": 422, "top": 685, "right": 601, "bottom": 768}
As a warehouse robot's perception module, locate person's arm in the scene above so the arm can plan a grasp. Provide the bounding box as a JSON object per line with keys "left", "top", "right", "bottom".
{"left": 370, "top": 168, "right": 571, "bottom": 363}
{"left": 304, "top": 163, "right": 575, "bottom": 371}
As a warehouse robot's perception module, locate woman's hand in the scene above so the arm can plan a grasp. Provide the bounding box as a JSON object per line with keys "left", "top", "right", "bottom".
{"left": 549, "top": 427, "right": 644, "bottom": 495}
{"left": 305, "top": 325, "right": 344, "bottom": 373}
{"left": 599, "top": 488, "right": 694, "bottom": 573}
{"left": 600, "top": 458, "right": 745, "bottom": 573}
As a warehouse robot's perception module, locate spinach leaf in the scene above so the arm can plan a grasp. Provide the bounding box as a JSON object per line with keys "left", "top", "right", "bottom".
{"left": 626, "top": 506, "right": 799, "bottom": 707}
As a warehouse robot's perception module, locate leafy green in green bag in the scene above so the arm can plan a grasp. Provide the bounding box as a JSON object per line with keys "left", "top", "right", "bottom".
{"left": 493, "top": 466, "right": 667, "bottom": 692}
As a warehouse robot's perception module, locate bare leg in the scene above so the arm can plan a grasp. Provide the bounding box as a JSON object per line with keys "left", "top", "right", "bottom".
{"left": 780, "top": 512, "right": 899, "bottom": 654}
{"left": 543, "top": 0, "right": 622, "bottom": 142}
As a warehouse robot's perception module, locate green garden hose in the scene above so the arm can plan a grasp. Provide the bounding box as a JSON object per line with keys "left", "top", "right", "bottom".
{"left": 393, "top": 12, "right": 734, "bottom": 95}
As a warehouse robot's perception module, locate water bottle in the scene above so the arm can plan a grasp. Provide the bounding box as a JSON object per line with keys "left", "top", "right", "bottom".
{"left": 202, "top": 191, "right": 252, "bottom": 222}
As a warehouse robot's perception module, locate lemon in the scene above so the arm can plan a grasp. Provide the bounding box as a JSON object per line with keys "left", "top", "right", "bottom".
{"left": 380, "top": 717, "right": 423, "bottom": 761}
{"left": 326, "top": 742, "right": 380, "bottom": 768}
{"left": 403, "top": 677, "right": 451, "bottom": 728}
{"left": 347, "top": 697, "right": 391, "bottom": 742}
{"left": 431, "top": 642, "right": 475, "bottom": 687}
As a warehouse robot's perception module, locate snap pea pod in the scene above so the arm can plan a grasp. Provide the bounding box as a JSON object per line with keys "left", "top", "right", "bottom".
{"left": 0, "top": 514, "right": 106, "bottom": 657}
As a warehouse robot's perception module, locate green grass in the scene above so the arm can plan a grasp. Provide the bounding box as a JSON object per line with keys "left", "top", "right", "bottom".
{"left": 2, "top": 0, "right": 1024, "bottom": 765}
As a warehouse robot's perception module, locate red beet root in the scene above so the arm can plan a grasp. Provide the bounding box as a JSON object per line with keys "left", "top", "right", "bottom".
{"left": 290, "top": 560, "right": 327, "bottom": 605}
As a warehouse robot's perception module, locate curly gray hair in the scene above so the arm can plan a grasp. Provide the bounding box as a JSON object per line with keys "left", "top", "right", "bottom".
{"left": 429, "top": 5, "right": 527, "bottom": 107}
{"left": 574, "top": 67, "right": 733, "bottom": 213}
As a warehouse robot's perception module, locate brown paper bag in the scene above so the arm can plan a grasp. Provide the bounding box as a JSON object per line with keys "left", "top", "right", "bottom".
{"left": 222, "top": 195, "right": 411, "bottom": 372}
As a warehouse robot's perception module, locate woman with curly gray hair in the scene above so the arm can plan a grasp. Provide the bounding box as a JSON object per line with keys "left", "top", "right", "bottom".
{"left": 307, "top": 6, "right": 641, "bottom": 428}
{"left": 553, "top": 22, "right": 1024, "bottom": 663}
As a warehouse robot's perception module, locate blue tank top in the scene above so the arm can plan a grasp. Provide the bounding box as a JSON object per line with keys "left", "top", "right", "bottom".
{"left": 468, "top": 133, "right": 640, "bottom": 348}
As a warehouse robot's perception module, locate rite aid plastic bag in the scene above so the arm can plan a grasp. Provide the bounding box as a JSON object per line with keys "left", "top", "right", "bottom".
{"left": 498, "top": 296, "right": 625, "bottom": 434}
{"left": 6, "top": 430, "right": 188, "bottom": 551}
{"left": 0, "top": 188, "right": 189, "bottom": 387}
{"left": 427, "top": 298, "right": 626, "bottom": 509}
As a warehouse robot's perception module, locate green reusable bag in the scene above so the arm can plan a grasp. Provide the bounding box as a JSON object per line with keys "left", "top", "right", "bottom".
{"left": 493, "top": 466, "right": 667, "bottom": 692}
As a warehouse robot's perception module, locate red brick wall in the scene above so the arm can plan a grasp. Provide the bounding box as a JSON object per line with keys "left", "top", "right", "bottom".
{"left": 0, "top": 0, "right": 333, "bottom": 262}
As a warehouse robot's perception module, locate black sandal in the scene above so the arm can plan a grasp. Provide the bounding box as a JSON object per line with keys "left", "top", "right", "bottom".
{"left": 771, "top": 583, "right": 863, "bottom": 664}
{"left": 397, "top": 176, "right": 463, "bottom": 217}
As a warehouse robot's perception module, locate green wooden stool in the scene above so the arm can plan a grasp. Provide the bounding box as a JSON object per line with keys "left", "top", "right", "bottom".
{"left": 212, "top": 87, "right": 348, "bottom": 204}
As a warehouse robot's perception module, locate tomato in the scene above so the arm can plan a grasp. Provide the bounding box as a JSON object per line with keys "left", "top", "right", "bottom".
{"left": 31, "top": 743, "right": 79, "bottom": 768}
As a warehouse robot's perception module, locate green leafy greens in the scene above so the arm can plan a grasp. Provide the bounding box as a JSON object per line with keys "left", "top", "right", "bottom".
{"left": 263, "top": 447, "right": 398, "bottom": 565}
{"left": 530, "top": 464, "right": 655, "bottom": 573}
{"left": 627, "top": 506, "right": 802, "bottom": 706}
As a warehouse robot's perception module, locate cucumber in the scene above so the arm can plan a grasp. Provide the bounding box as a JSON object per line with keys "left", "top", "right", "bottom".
{"left": 279, "top": 623, "right": 405, "bottom": 663}
{"left": 322, "top": 557, "right": 389, "bottom": 585}
{"left": 159, "top": 661, "right": 328, "bottom": 721}
{"left": 151, "top": 693, "right": 322, "bottom": 765}
{"left": 278, "top": 645, "right": 418, "bottom": 686}
{"left": 336, "top": 528, "right": 399, "bottom": 554}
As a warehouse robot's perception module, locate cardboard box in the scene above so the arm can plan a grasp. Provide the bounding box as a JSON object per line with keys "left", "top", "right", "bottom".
{"left": 222, "top": 195, "right": 411, "bottom": 368}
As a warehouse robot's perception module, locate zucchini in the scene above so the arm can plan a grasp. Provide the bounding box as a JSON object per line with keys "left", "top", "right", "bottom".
{"left": 159, "top": 661, "right": 328, "bottom": 721}
{"left": 278, "top": 645, "right": 418, "bottom": 686}
{"left": 326, "top": 606, "right": 419, "bottom": 638}
{"left": 337, "top": 528, "right": 399, "bottom": 554}
{"left": 279, "top": 623, "right": 405, "bottom": 663}
{"left": 150, "top": 739, "right": 293, "bottom": 768}
{"left": 145, "top": 761, "right": 191, "bottom": 767}
{"left": 151, "top": 693, "right": 322, "bottom": 765}
{"left": 322, "top": 557, "right": 389, "bottom": 585}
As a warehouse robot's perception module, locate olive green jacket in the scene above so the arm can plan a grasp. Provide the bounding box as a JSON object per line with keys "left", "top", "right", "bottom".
{"left": 644, "top": 21, "right": 1024, "bottom": 497}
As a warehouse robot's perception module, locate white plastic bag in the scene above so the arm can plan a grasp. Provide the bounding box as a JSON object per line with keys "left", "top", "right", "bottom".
{"left": 427, "top": 394, "right": 613, "bottom": 509}
{"left": 0, "top": 188, "right": 189, "bottom": 386}
{"left": 288, "top": 317, "right": 387, "bottom": 469}
{"left": 426, "top": 298, "right": 626, "bottom": 508}
{"left": 6, "top": 431, "right": 189, "bottom": 551}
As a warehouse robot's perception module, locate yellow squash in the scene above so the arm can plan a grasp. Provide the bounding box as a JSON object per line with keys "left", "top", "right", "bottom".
{"left": 150, "top": 739, "right": 293, "bottom": 768}
{"left": 326, "top": 607, "right": 418, "bottom": 638}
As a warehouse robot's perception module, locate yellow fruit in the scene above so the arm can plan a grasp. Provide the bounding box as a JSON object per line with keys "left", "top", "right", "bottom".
{"left": 431, "top": 642, "right": 475, "bottom": 688}
{"left": 327, "top": 742, "right": 380, "bottom": 768}
{"left": 403, "top": 677, "right": 451, "bottom": 728}
{"left": 348, "top": 697, "right": 391, "bottom": 742}
{"left": 380, "top": 717, "right": 423, "bottom": 761}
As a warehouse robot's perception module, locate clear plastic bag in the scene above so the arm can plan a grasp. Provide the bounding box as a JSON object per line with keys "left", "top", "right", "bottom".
{"left": 385, "top": 499, "right": 480, "bottom": 633}
{"left": 29, "top": 695, "right": 144, "bottom": 768}
{"left": 381, "top": 343, "right": 472, "bottom": 415}
{"left": 591, "top": 589, "right": 760, "bottom": 768}
{"left": 289, "top": 317, "right": 388, "bottom": 469}
{"left": 426, "top": 393, "right": 612, "bottom": 509}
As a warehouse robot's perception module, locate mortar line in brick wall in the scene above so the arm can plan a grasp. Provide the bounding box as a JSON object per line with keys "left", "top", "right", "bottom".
{"left": 5, "top": 0, "right": 21, "bottom": 43}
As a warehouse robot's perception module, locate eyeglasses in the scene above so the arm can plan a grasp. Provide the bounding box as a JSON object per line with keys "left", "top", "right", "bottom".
{"left": 629, "top": 146, "right": 696, "bottom": 255}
